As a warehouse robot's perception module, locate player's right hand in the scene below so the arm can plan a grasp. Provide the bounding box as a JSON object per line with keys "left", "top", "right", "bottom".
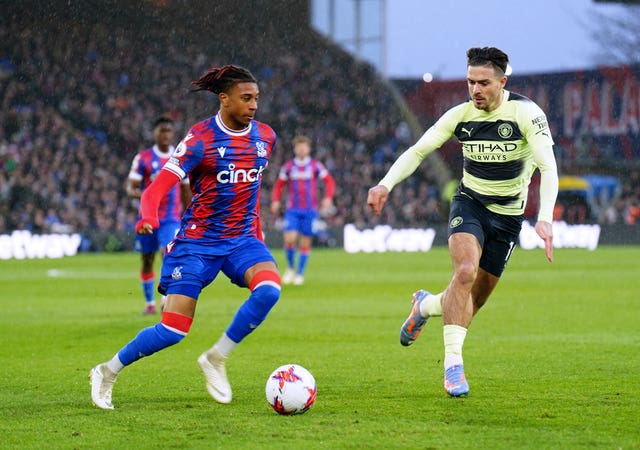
{"left": 136, "top": 218, "right": 158, "bottom": 234}
{"left": 367, "top": 185, "right": 389, "bottom": 215}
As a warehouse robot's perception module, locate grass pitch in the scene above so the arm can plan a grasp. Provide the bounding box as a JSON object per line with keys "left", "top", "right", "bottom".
{"left": 0, "top": 247, "right": 638, "bottom": 449}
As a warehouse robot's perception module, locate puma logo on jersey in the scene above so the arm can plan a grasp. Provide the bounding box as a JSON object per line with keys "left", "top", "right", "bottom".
{"left": 217, "top": 146, "right": 227, "bottom": 157}
{"left": 461, "top": 127, "right": 473, "bottom": 137}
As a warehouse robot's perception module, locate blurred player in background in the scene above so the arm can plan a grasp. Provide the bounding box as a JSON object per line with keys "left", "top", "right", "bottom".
{"left": 126, "top": 116, "right": 191, "bottom": 315}
{"left": 368, "top": 47, "right": 558, "bottom": 397}
{"left": 270, "top": 135, "right": 335, "bottom": 285}
{"left": 91, "top": 65, "right": 281, "bottom": 409}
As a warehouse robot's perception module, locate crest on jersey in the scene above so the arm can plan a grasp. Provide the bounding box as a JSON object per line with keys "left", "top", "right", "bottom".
{"left": 498, "top": 123, "right": 513, "bottom": 139}
{"left": 450, "top": 216, "right": 463, "bottom": 228}
{"left": 256, "top": 141, "right": 267, "bottom": 157}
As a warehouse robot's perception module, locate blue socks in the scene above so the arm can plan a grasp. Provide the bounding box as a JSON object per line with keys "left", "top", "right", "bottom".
{"left": 225, "top": 281, "right": 280, "bottom": 343}
{"left": 117, "top": 323, "right": 185, "bottom": 366}
{"left": 285, "top": 245, "right": 296, "bottom": 269}
{"left": 298, "top": 248, "right": 310, "bottom": 275}
{"left": 142, "top": 280, "right": 155, "bottom": 303}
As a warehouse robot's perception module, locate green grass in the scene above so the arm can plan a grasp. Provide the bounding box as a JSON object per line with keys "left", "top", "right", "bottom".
{"left": 0, "top": 247, "right": 638, "bottom": 449}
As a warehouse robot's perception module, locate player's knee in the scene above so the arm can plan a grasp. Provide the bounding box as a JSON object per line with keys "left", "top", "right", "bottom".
{"left": 453, "top": 262, "right": 477, "bottom": 286}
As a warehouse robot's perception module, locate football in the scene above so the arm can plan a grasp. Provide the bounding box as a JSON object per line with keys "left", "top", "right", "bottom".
{"left": 265, "top": 364, "right": 317, "bottom": 415}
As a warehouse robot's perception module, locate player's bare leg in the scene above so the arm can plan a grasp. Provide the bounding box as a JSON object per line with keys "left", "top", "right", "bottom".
{"left": 441, "top": 232, "right": 481, "bottom": 396}
{"left": 470, "top": 269, "right": 499, "bottom": 316}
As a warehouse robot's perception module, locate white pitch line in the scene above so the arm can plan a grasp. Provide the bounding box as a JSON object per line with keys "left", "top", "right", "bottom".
{"left": 45, "top": 269, "right": 133, "bottom": 279}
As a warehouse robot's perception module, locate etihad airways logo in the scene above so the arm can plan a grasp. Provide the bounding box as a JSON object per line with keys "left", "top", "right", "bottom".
{"left": 462, "top": 142, "right": 518, "bottom": 153}
{"left": 217, "top": 163, "right": 266, "bottom": 184}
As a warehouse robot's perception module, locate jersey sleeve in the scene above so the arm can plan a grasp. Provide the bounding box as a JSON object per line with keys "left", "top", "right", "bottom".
{"left": 164, "top": 127, "right": 204, "bottom": 180}
{"left": 137, "top": 169, "right": 181, "bottom": 230}
{"left": 321, "top": 171, "right": 335, "bottom": 199}
{"left": 277, "top": 163, "right": 290, "bottom": 181}
{"left": 272, "top": 177, "right": 286, "bottom": 202}
{"left": 127, "top": 153, "right": 144, "bottom": 181}
{"left": 315, "top": 160, "right": 329, "bottom": 179}
{"left": 520, "top": 102, "right": 558, "bottom": 223}
{"left": 379, "top": 105, "right": 460, "bottom": 191}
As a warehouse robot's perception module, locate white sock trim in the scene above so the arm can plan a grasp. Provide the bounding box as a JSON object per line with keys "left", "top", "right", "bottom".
{"left": 212, "top": 333, "right": 237, "bottom": 358}
{"left": 106, "top": 354, "right": 124, "bottom": 374}
{"left": 422, "top": 292, "right": 443, "bottom": 317}
{"left": 443, "top": 324, "right": 467, "bottom": 369}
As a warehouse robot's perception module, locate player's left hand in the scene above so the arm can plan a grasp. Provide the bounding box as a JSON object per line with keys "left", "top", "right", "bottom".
{"left": 534, "top": 220, "right": 554, "bottom": 262}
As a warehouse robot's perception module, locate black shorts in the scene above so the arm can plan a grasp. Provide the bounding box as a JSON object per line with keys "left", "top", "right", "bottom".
{"left": 448, "top": 192, "right": 524, "bottom": 277}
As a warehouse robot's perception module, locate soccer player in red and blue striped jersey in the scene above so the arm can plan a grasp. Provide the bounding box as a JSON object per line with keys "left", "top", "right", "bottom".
{"left": 270, "top": 135, "right": 335, "bottom": 285}
{"left": 126, "top": 116, "right": 191, "bottom": 315}
{"left": 91, "top": 65, "right": 281, "bottom": 409}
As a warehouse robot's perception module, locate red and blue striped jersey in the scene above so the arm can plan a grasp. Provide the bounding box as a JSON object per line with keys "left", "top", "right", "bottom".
{"left": 128, "top": 145, "right": 182, "bottom": 222}
{"left": 163, "top": 114, "right": 276, "bottom": 243}
{"left": 272, "top": 157, "right": 333, "bottom": 211}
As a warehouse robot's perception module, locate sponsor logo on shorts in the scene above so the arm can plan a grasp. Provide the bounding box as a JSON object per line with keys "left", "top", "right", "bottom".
{"left": 450, "top": 216, "right": 463, "bottom": 228}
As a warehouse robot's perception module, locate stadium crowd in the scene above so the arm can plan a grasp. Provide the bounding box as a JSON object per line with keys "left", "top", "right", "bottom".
{"left": 0, "top": 1, "right": 446, "bottom": 248}
{"left": 1, "top": 2, "right": 639, "bottom": 250}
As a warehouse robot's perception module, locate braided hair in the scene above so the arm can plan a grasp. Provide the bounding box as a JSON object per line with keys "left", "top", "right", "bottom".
{"left": 191, "top": 65, "right": 257, "bottom": 95}
{"left": 466, "top": 47, "right": 509, "bottom": 75}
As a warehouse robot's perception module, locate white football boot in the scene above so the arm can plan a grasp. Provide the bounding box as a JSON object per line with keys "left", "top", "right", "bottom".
{"left": 89, "top": 363, "right": 117, "bottom": 410}
{"left": 198, "top": 349, "right": 232, "bottom": 404}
